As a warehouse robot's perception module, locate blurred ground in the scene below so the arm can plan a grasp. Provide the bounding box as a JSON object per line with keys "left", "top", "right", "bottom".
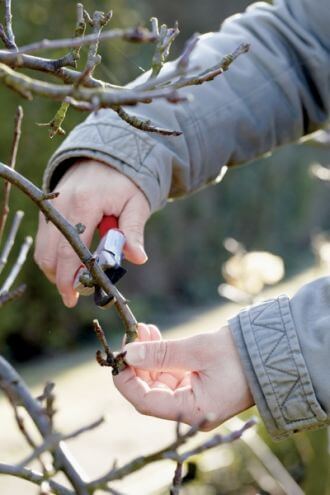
{"left": 0, "top": 265, "right": 329, "bottom": 495}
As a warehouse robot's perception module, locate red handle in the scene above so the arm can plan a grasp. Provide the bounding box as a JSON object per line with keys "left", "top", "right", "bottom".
{"left": 98, "top": 215, "right": 118, "bottom": 238}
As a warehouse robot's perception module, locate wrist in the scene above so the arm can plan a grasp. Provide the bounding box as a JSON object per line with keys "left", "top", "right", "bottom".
{"left": 218, "top": 326, "right": 254, "bottom": 417}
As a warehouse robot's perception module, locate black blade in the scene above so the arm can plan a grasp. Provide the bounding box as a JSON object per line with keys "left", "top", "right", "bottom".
{"left": 104, "top": 266, "right": 127, "bottom": 285}
{"left": 94, "top": 266, "right": 127, "bottom": 308}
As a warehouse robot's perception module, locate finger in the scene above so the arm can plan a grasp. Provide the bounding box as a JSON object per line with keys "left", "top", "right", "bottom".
{"left": 147, "top": 324, "right": 162, "bottom": 381}
{"left": 137, "top": 323, "right": 152, "bottom": 341}
{"left": 114, "top": 367, "right": 196, "bottom": 424}
{"left": 134, "top": 324, "right": 152, "bottom": 383}
{"left": 148, "top": 324, "right": 162, "bottom": 340}
{"left": 124, "top": 333, "right": 215, "bottom": 371}
{"left": 55, "top": 209, "right": 100, "bottom": 307}
{"left": 34, "top": 212, "right": 60, "bottom": 283}
{"left": 119, "top": 193, "right": 150, "bottom": 265}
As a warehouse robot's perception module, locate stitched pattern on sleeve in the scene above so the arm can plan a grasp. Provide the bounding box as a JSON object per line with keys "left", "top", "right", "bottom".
{"left": 249, "top": 300, "right": 312, "bottom": 422}
{"left": 239, "top": 297, "right": 327, "bottom": 436}
{"left": 67, "top": 121, "right": 158, "bottom": 180}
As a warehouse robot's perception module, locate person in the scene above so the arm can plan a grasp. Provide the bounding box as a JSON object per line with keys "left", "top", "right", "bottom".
{"left": 34, "top": 0, "right": 330, "bottom": 440}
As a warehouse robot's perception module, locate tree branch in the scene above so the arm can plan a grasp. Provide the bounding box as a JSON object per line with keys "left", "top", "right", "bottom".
{"left": 9, "top": 26, "right": 157, "bottom": 55}
{"left": 0, "top": 282, "right": 25, "bottom": 308}
{"left": 0, "top": 356, "right": 89, "bottom": 494}
{"left": 88, "top": 418, "right": 256, "bottom": 491}
{"left": 0, "top": 106, "right": 23, "bottom": 245}
{"left": 0, "top": 235, "right": 33, "bottom": 293}
{"left": 0, "top": 62, "right": 188, "bottom": 107}
{"left": 114, "top": 106, "right": 182, "bottom": 136}
{"left": 0, "top": 464, "right": 74, "bottom": 495}
{"left": 3, "top": 0, "right": 16, "bottom": 49}
{"left": 17, "top": 417, "right": 104, "bottom": 469}
{"left": 0, "top": 209, "right": 24, "bottom": 275}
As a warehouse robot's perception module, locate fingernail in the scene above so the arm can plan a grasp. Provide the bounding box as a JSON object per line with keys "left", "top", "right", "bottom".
{"left": 137, "top": 245, "right": 148, "bottom": 263}
{"left": 125, "top": 343, "right": 146, "bottom": 366}
{"left": 62, "top": 294, "right": 75, "bottom": 308}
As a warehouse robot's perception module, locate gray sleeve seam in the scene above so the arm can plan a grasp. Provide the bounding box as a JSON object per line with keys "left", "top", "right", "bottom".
{"left": 239, "top": 297, "right": 327, "bottom": 434}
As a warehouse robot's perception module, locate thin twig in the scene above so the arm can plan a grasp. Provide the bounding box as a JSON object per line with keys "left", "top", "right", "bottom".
{"left": 87, "top": 418, "right": 256, "bottom": 490}
{"left": 4, "top": 0, "right": 16, "bottom": 49}
{"left": 18, "top": 417, "right": 104, "bottom": 468}
{"left": 174, "top": 42, "right": 250, "bottom": 90}
{"left": 10, "top": 26, "right": 157, "bottom": 55}
{"left": 0, "top": 22, "right": 11, "bottom": 48}
{"left": 3, "top": 379, "right": 50, "bottom": 474}
{"left": 0, "top": 356, "right": 89, "bottom": 494}
{"left": 149, "top": 21, "right": 180, "bottom": 79}
{"left": 0, "top": 62, "right": 187, "bottom": 107}
{"left": 0, "top": 106, "right": 23, "bottom": 245}
{"left": 0, "top": 50, "right": 116, "bottom": 88}
{"left": 0, "top": 463, "right": 74, "bottom": 495}
{"left": 0, "top": 209, "right": 24, "bottom": 275}
{"left": 0, "top": 235, "right": 33, "bottom": 293}
{"left": 93, "top": 319, "right": 127, "bottom": 375}
{"left": 114, "top": 106, "right": 182, "bottom": 136}
{"left": 46, "top": 4, "right": 87, "bottom": 138}
{"left": 0, "top": 282, "right": 25, "bottom": 307}
{"left": 170, "top": 462, "right": 183, "bottom": 495}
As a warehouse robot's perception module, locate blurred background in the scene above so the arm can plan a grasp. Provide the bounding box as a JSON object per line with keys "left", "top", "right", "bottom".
{"left": 0, "top": 1, "right": 329, "bottom": 494}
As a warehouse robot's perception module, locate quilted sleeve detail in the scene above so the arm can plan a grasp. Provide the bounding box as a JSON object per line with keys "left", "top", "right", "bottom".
{"left": 229, "top": 292, "right": 328, "bottom": 439}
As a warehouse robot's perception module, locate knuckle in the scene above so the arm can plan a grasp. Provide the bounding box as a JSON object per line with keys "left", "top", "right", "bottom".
{"left": 58, "top": 242, "right": 74, "bottom": 260}
{"left": 34, "top": 253, "right": 54, "bottom": 272}
{"left": 126, "top": 224, "right": 144, "bottom": 240}
{"left": 71, "top": 188, "right": 91, "bottom": 215}
{"left": 153, "top": 341, "right": 168, "bottom": 369}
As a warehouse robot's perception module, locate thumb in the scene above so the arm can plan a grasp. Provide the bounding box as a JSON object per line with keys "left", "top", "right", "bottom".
{"left": 124, "top": 335, "right": 207, "bottom": 371}
{"left": 119, "top": 193, "right": 150, "bottom": 264}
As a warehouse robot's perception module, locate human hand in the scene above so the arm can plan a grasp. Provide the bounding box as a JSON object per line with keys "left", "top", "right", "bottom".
{"left": 114, "top": 324, "right": 254, "bottom": 431}
{"left": 34, "top": 160, "right": 150, "bottom": 307}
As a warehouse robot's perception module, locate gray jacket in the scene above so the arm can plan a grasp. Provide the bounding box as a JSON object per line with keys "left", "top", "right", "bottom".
{"left": 45, "top": 0, "right": 330, "bottom": 439}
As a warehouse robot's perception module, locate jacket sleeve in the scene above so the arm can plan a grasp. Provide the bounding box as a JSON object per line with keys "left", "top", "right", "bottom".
{"left": 44, "top": 0, "right": 330, "bottom": 211}
{"left": 229, "top": 276, "right": 330, "bottom": 439}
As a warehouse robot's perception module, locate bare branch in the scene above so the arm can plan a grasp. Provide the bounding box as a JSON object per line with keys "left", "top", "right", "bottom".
{"left": 0, "top": 235, "right": 33, "bottom": 293}
{"left": 150, "top": 21, "right": 180, "bottom": 79}
{"left": 0, "top": 356, "right": 89, "bottom": 494}
{"left": 88, "top": 418, "right": 256, "bottom": 490}
{"left": 18, "top": 417, "right": 104, "bottom": 469}
{"left": 0, "top": 209, "right": 24, "bottom": 275}
{"left": 0, "top": 50, "right": 115, "bottom": 88}
{"left": 0, "top": 106, "right": 23, "bottom": 244}
{"left": 177, "top": 34, "right": 199, "bottom": 74}
{"left": 93, "top": 319, "right": 127, "bottom": 375}
{"left": 45, "top": 4, "right": 88, "bottom": 138}
{"left": 0, "top": 62, "right": 188, "bottom": 108}
{"left": 3, "top": 0, "right": 16, "bottom": 49}
{"left": 0, "top": 282, "right": 25, "bottom": 308}
{"left": 170, "top": 462, "right": 183, "bottom": 495}
{"left": 174, "top": 42, "right": 250, "bottom": 90}
{"left": 114, "top": 106, "right": 182, "bottom": 136}
{"left": 72, "top": 3, "right": 87, "bottom": 65}
{"left": 9, "top": 26, "right": 157, "bottom": 55}
{"left": 0, "top": 22, "right": 11, "bottom": 48}
{"left": 0, "top": 464, "right": 74, "bottom": 495}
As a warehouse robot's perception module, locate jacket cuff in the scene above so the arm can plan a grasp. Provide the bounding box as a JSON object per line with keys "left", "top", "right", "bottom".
{"left": 43, "top": 111, "right": 173, "bottom": 212}
{"left": 229, "top": 296, "right": 327, "bottom": 439}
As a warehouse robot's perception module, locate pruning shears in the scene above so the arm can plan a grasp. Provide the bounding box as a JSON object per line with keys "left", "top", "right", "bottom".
{"left": 73, "top": 215, "right": 126, "bottom": 309}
